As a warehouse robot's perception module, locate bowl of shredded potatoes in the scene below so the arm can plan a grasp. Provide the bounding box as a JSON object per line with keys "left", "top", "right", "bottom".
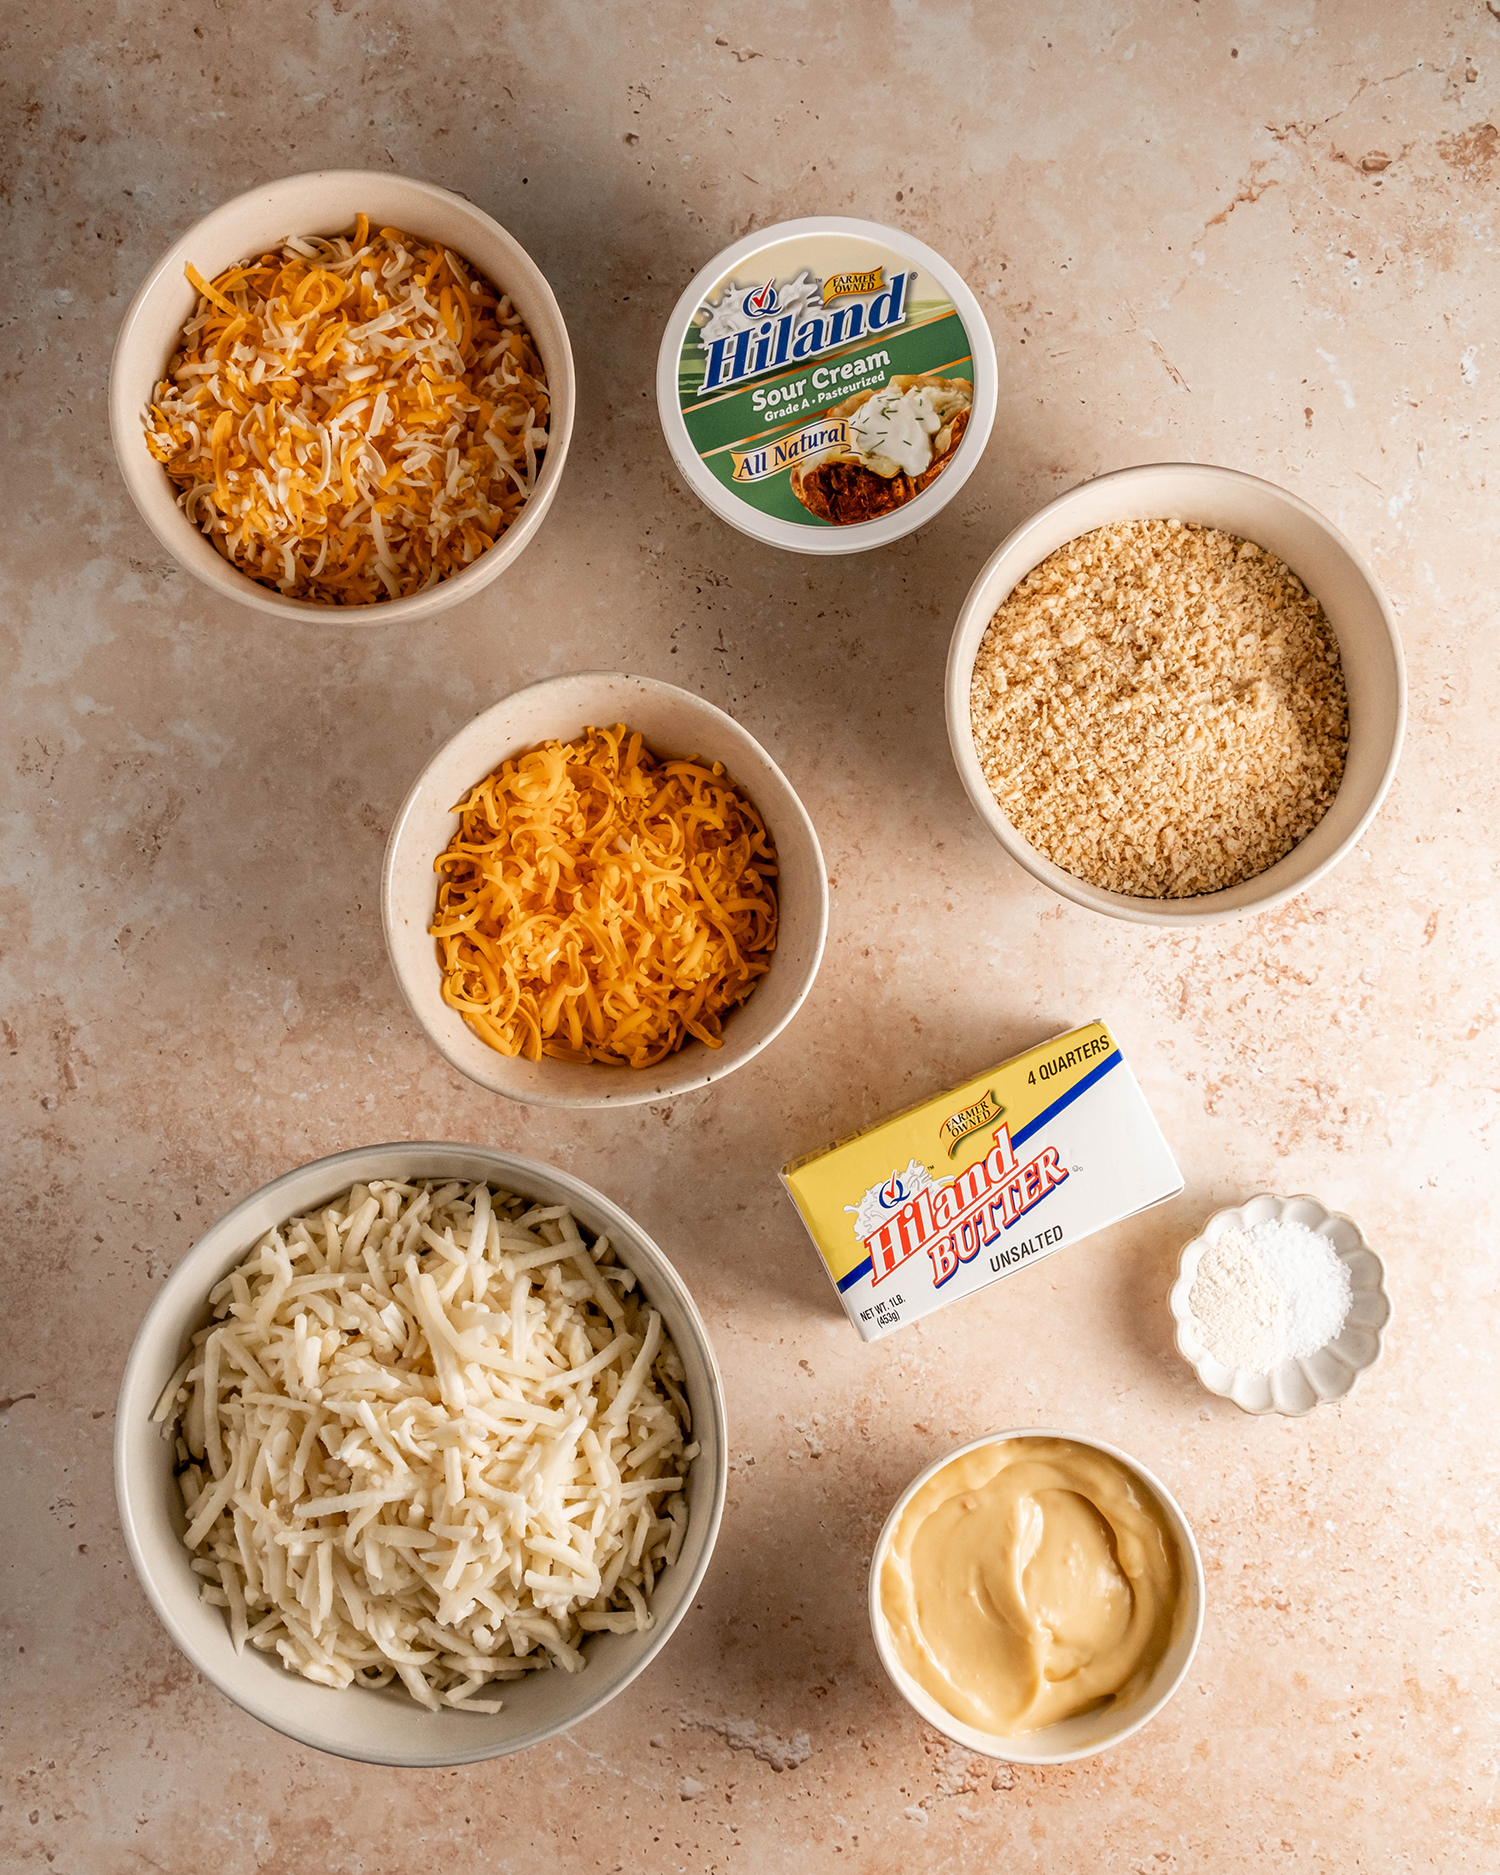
{"left": 109, "top": 170, "right": 573, "bottom": 622}
{"left": 382, "top": 672, "right": 829, "bottom": 1107}
{"left": 115, "top": 1141, "right": 727, "bottom": 1766}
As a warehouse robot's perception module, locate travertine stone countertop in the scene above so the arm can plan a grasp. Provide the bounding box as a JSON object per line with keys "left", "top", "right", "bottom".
{"left": 3, "top": 2, "right": 1498, "bottom": 1869}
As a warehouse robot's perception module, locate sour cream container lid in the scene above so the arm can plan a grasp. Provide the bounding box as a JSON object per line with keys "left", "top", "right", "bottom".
{"left": 656, "top": 217, "right": 996, "bottom": 555}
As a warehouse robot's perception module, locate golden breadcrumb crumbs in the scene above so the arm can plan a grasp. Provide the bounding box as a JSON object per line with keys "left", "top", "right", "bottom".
{"left": 970, "top": 520, "right": 1348, "bottom": 898}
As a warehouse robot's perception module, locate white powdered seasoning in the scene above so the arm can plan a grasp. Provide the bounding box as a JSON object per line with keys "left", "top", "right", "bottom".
{"left": 1188, "top": 1228, "right": 1286, "bottom": 1372}
{"left": 1246, "top": 1217, "right": 1353, "bottom": 1358}
{"left": 1188, "top": 1216, "right": 1353, "bottom": 1373}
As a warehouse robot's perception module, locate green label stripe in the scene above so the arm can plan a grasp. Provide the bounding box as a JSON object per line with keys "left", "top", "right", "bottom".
{"left": 698, "top": 347, "right": 974, "bottom": 464}
{"left": 678, "top": 310, "right": 974, "bottom": 529}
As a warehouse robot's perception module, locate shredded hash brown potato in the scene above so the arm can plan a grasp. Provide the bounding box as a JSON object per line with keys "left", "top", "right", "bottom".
{"left": 154, "top": 1179, "right": 696, "bottom": 1711}
{"left": 431, "top": 724, "right": 779, "bottom": 1068}
{"left": 143, "top": 215, "right": 549, "bottom": 604}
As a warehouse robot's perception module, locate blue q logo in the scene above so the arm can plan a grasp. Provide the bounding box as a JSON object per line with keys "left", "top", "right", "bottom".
{"left": 742, "top": 279, "right": 778, "bottom": 319}
{"left": 879, "top": 1174, "right": 908, "bottom": 1211}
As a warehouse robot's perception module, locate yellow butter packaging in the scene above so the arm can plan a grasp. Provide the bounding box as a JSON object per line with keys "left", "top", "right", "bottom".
{"left": 780, "top": 1020, "right": 1182, "bottom": 1341}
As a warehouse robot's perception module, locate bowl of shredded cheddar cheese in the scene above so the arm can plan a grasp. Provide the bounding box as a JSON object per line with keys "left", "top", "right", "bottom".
{"left": 109, "top": 171, "right": 573, "bottom": 621}
{"left": 382, "top": 673, "right": 829, "bottom": 1106}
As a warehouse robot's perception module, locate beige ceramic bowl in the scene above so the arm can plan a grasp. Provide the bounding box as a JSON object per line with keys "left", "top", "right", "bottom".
{"left": 945, "top": 463, "right": 1406, "bottom": 925}
{"left": 1168, "top": 1191, "right": 1392, "bottom": 1416}
{"left": 381, "top": 671, "right": 829, "bottom": 1108}
{"left": 114, "top": 1141, "right": 728, "bottom": 1766}
{"left": 868, "top": 1428, "right": 1205, "bottom": 1765}
{"left": 108, "top": 170, "right": 574, "bottom": 624}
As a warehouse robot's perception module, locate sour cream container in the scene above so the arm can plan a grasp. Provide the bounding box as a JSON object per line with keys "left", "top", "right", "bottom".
{"left": 656, "top": 217, "right": 996, "bottom": 554}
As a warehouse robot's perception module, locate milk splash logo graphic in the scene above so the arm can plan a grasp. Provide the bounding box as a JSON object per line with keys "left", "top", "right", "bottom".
{"left": 846, "top": 1126, "right": 1070, "bottom": 1290}
{"left": 844, "top": 1158, "right": 938, "bottom": 1244}
{"left": 696, "top": 263, "right": 912, "bottom": 393}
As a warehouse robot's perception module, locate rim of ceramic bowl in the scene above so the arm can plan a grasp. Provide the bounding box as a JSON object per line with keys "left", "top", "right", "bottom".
{"left": 867, "top": 1427, "right": 1205, "bottom": 1764}
{"left": 943, "top": 462, "right": 1408, "bottom": 926}
{"left": 107, "top": 169, "right": 574, "bottom": 625}
{"left": 114, "top": 1140, "right": 728, "bottom": 1766}
{"left": 1167, "top": 1191, "right": 1393, "bottom": 1416}
{"left": 380, "top": 670, "right": 829, "bottom": 1109}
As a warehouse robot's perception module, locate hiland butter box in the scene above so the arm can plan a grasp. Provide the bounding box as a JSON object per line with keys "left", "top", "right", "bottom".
{"left": 781, "top": 1020, "right": 1182, "bottom": 1341}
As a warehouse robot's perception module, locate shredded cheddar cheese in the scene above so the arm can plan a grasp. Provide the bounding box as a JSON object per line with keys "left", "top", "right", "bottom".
{"left": 431, "top": 725, "right": 779, "bottom": 1068}
{"left": 143, "top": 216, "right": 549, "bottom": 605}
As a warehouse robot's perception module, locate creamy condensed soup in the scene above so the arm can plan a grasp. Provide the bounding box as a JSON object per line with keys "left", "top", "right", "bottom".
{"left": 879, "top": 1438, "right": 1181, "bottom": 1737}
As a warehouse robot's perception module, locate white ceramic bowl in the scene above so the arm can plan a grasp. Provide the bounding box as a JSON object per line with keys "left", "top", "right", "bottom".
{"left": 945, "top": 463, "right": 1406, "bottom": 925}
{"left": 114, "top": 1141, "right": 727, "bottom": 1766}
{"left": 869, "top": 1429, "right": 1205, "bottom": 1764}
{"left": 381, "top": 671, "right": 829, "bottom": 1108}
{"left": 108, "top": 170, "right": 574, "bottom": 624}
{"left": 1168, "top": 1191, "right": 1392, "bottom": 1416}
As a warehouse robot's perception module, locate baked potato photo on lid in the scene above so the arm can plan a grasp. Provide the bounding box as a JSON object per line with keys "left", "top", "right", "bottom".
{"left": 791, "top": 373, "right": 972, "bottom": 525}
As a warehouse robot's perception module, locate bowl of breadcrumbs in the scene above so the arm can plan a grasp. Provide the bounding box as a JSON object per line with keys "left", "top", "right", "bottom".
{"left": 946, "top": 464, "right": 1405, "bottom": 925}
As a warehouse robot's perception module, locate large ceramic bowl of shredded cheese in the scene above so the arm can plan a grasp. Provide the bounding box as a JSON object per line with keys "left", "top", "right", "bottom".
{"left": 115, "top": 1141, "right": 727, "bottom": 1766}
{"left": 109, "top": 170, "right": 574, "bottom": 623}
{"left": 381, "top": 670, "right": 829, "bottom": 1108}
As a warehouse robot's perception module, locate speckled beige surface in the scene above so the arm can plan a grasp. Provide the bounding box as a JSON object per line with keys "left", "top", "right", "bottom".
{"left": 3, "top": 1, "right": 1499, "bottom": 1869}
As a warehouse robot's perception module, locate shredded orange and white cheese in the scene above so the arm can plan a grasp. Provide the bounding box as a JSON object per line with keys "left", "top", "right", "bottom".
{"left": 154, "top": 1178, "right": 696, "bottom": 1711}
{"left": 143, "top": 215, "right": 549, "bottom": 604}
{"left": 431, "top": 725, "right": 779, "bottom": 1068}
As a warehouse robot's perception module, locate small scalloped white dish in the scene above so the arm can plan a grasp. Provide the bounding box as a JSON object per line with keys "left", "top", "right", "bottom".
{"left": 1168, "top": 1193, "right": 1391, "bottom": 1416}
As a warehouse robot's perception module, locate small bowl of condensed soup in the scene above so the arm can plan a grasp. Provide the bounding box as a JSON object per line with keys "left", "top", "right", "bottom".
{"left": 869, "top": 1430, "right": 1204, "bottom": 1764}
